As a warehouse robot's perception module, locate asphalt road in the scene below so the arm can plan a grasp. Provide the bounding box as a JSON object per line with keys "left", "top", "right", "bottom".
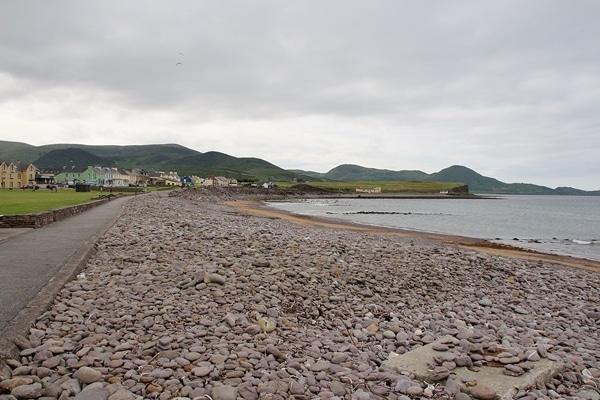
{"left": 0, "top": 195, "right": 130, "bottom": 362}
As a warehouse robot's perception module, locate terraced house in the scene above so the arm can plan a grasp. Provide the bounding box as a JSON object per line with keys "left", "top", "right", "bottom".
{"left": 0, "top": 161, "right": 36, "bottom": 189}
{"left": 54, "top": 166, "right": 146, "bottom": 187}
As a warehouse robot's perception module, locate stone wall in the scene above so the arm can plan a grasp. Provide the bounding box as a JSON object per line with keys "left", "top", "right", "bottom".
{"left": 0, "top": 198, "right": 111, "bottom": 229}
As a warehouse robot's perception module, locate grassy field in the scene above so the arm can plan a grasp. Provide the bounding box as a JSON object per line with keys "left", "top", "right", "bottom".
{"left": 0, "top": 188, "right": 113, "bottom": 215}
{"left": 0, "top": 186, "right": 180, "bottom": 215}
{"left": 275, "top": 180, "right": 464, "bottom": 193}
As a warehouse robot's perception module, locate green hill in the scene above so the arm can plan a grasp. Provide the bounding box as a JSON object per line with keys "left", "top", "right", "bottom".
{"left": 321, "top": 164, "right": 560, "bottom": 194}
{"left": 82, "top": 144, "right": 200, "bottom": 168}
{"left": 427, "top": 165, "right": 567, "bottom": 194}
{"left": 0, "top": 141, "right": 313, "bottom": 182}
{"left": 34, "top": 148, "right": 114, "bottom": 169}
{"left": 0, "top": 141, "right": 200, "bottom": 168}
{"left": 173, "top": 151, "right": 309, "bottom": 181}
{"left": 298, "top": 164, "right": 597, "bottom": 195}
{"left": 325, "top": 164, "right": 429, "bottom": 181}
{"left": 1, "top": 140, "right": 598, "bottom": 194}
{"left": 0, "top": 140, "right": 39, "bottom": 163}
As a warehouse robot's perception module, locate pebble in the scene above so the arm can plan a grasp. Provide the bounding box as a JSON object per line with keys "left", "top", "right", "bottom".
{"left": 504, "top": 364, "right": 525, "bottom": 376}
{"left": 470, "top": 384, "right": 497, "bottom": 400}
{"left": 499, "top": 356, "right": 521, "bottom": 364}
{"left": 0, "top": 187, "right": 598, "bottom": 400}
{"left": 382, "top": 330, "right": 396, "bottom": 339}
{"left": 432, "top": 343, "right": 449, "bottom": 351}
{"left": 211, "top": 384, "right": 238, "bottom": 400}
{"left": 479, "top": 297, "right": 493, "bottom": 306}
{"left": 76, "top": 387, "right": 110, "bottom": 400}
{"left": 11, "top": 382, "right": 43, "bottom": 398}
{"left": 429, "top": 366, "right": 450, "bottom": 381}
{"left": 73, "top": 366, "right": 103, "bottom": 384}
{"left": 406, "top": 385, "right": 424, "bottom": 396}
{"left": 0, "top": 377, "right": 33, "bottom": 391}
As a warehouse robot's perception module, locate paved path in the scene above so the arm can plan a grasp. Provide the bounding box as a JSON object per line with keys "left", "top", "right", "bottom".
{"left": 0, "top": 195, "right": 131, "bottom": 360}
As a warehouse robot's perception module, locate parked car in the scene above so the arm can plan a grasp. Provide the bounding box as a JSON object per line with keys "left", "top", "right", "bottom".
{"left": 20, "top": 184, "right": 40, "bottom": 190}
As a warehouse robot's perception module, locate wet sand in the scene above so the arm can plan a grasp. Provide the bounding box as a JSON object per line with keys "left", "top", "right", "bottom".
{"left": 227, "top": 200, "right": 600, "bottom": 273}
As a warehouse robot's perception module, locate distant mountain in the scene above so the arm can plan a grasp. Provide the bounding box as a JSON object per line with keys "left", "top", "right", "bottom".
{"left": 1, "top": 140, "right": 598, "bottom": 194}
{"left": 325, "top": 164, "right": 429, "bottom": 181}
{"left": 0, "top": 140, "right": 39, "bottom": 163}
{"left": 427, "top": 165, "right": 556, "bottom": 194}
{"left": 428, "top": 165, "right": 595, "bottom": 194}
{"left": 554, "top": 186, "right": 600, "bottom": 196}
{"left": 81, "top": 144, "right": 201, "bottom": 167}
{"left": 0, "top": 141, "right": 201, "bottom": 167}
{"left": 288, "top": 169, "right": 326, "bottom": 179}
{"left": 0, "top": 140, "right": 35, "bottom": 154}
{"left": 309, "top": 164, "right": 598, "bottom": 195}
{"left": 34, "top": 148, "right": 114, "bottom": 169}
{"left": 173, "top": 151, "right": 308, "bottom": 181}
{"left": 0, "top": 141, "right": 313, "bottom": 182}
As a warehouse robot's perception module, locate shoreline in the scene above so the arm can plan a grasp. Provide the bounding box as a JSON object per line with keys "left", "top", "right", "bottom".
{"left": 227, "top": 199, "right": 600, "bottom": 273}
{"left": 2, "top": 189, "right": 598, "bottom": 399}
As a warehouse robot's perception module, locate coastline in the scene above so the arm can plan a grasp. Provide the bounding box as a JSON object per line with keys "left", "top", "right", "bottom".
{"left": 227, "top": 199, "right": 600, "bottom": 273}
{"left": 2, "top": 189, "right": 598, "bottom": 399}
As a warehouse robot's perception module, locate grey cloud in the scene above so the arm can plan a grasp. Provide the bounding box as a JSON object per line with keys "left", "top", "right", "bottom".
{"left": 1, "top": 0, "right": 599, "bottom": 189}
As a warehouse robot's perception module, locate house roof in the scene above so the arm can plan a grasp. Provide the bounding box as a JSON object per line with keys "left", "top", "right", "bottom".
{"left": 57, "top": 167, "right": 88, "bottom": 173}
{"left": 0, "top": 160, "right": 36, "bottom": 171}
{"left": 37, "top": 168, "right": 62, "bottom": 174}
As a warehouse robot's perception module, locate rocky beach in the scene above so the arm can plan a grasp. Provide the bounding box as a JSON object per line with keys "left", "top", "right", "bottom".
{"left": 1, "top": 187, "right": 599, "bottom": 400}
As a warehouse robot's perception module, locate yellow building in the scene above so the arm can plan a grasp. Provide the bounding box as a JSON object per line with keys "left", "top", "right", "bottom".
{"left": 356, "top": 186, "right": 381, "bottom": 193}
{"left": 0, "top": 161, "right": 36, "bottom": 189}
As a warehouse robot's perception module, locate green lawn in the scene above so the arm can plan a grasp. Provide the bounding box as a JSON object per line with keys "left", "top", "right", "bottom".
{"left": 0, "top": 188, "right": 105, "bottom": 215}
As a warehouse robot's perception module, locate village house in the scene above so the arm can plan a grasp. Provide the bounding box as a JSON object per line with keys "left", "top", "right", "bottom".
{"left": 253, "top": 181, "right": 274, "bottom": 189}
{"left": 200, "top": 176, "right": 239, "bottom": 187}
{"left": 35, "top": 168, "right": 60, "bottom": 185}
{"left": 202, "top": 176, "right": 216, "bottom": 186}
{"left": 356, "top": 186, "right": 382, "bottom": 193}
{"left": 55, "top": 166, "right": 99, "bottom": 186}
{"left": 1, "top": 161, "right": 248, "bottom": 190}
{"left": 98, "top": 167, "right": 133, "bottom": 187}
{"left": 214, "top": 176, "right": 231, "bottom": 187}
{"left": 147, "top": 171, "right": 182, "bottom": 186}
{"left": 0, "top": 161, "right": 36, "bottom": 189}
{"left": 53, "top": 166, "right": 145, "bottom": 187}
{"left": 181, "top": 175, "right": 197, "bottom": 186}
{"left": 126, "top": 168, "right": 148, "bottom": 186}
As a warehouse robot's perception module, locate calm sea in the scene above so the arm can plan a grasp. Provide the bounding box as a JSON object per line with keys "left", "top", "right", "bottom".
{"left": 266, "top": 195, "right": 600, "bottom": 262}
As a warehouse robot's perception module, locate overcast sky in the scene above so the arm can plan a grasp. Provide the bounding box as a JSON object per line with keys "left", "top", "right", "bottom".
{"left": 1, "top": 1, "right": 599, "bottom": 190}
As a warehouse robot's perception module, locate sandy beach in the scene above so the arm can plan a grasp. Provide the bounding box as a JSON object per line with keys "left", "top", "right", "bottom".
{"left": 228, "top": 199, "right": 600, "bottom": 273}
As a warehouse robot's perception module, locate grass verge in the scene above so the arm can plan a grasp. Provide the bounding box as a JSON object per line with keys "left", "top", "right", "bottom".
{"left": 0, "top": 188, "right": 107, "bottom": 215}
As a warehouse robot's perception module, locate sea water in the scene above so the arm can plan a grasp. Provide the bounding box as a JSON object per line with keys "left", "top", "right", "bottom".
{"left": 266, "top": 195, "right": 600, "bottom": 261}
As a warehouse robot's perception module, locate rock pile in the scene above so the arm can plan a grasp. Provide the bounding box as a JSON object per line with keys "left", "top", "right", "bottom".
{"left": 1, "top": 187, "right": 598, "bottom": 399}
